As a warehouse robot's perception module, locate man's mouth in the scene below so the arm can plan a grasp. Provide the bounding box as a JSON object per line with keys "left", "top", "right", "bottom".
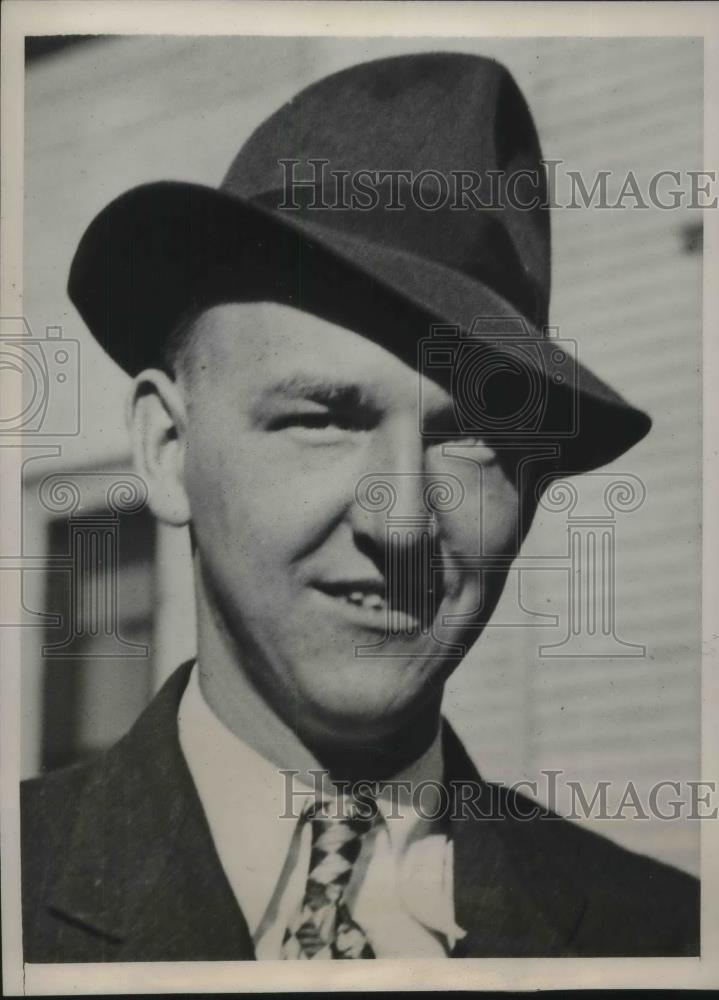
{"left": 314, "top": 579, "right": 388, "bottom": 614}
{"left": 312, "top": 575, "right": 443, "bottom": 633}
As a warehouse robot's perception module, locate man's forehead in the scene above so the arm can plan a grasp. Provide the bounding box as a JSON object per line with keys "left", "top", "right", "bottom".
{"left": 191, "top": 300, "right": 393, "bottom": 355}
{"left": 184, "top": 300, "right": 447, "bottom": 401}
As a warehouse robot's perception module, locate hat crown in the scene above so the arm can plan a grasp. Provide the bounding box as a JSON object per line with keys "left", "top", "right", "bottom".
{"left": 67, "top": 50, "right": 651, "bottom": 471}
{"left": 223, "top": 53, "right": 551, "bottom": 328}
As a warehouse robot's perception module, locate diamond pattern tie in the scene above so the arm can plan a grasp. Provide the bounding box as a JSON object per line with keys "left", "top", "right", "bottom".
{"left": 281, "top": 801, "right": 376, "bottom": 959}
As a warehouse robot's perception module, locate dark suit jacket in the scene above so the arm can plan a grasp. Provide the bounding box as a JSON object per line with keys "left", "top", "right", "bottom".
{"left": 21, "top": 661, "right": 699, "bottom": 961}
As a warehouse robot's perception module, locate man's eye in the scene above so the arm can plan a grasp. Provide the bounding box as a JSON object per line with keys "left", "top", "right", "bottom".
{"left": 428, "top": 435, "right": 498, "bottom": 463}
{"left": 441, "top": 434, "right": 493, "bottom": 448}
{"left": 269, "top": 411, "right": 356, "bottom": 437}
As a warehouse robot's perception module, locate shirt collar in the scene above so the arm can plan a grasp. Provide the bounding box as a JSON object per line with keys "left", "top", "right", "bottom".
{"left": 178, "top": 662, "right": 446, "bottom": 934}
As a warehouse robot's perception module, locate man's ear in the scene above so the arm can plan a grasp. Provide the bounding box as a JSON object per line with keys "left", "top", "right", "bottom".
{"left": 128, "top": 368, "right": 191, "bottom": 526}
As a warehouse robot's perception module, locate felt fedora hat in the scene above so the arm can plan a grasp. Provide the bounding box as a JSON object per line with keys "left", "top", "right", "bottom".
{"left": 68, "top": 52, "right": 650, "bottom": 473}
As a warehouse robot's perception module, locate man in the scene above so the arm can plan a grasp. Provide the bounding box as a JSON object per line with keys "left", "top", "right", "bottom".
{"left": 22, "top": 52, "right": 698, "bottom": 961}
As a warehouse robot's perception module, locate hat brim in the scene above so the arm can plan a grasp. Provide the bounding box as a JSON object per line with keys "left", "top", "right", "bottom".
{"left": 68, "top": 181, "right": 650, "bottom": 474}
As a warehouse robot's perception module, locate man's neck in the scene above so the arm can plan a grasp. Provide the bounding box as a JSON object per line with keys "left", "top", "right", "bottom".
{"left": 301, "top": 704, "right": 442, "bottom": 785}
{"left": 196, "top": 656, "right": 442, "bottom": 787}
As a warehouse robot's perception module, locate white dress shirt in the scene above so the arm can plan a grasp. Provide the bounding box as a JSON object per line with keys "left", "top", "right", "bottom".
{"left": 178, "top": 664, "right": 465, "bottom": 958}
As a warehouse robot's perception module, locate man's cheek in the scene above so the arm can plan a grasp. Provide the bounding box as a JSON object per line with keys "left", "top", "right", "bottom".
{"left": 441, "top": 497, "right": 483, "bottom": 556}
{"left": 480, "top": 483, "right": 521, "bottom": 551}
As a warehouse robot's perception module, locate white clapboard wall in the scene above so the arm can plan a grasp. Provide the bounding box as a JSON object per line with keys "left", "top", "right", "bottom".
{"left": 23, "top": 36, "right": 702, "bottom": 872}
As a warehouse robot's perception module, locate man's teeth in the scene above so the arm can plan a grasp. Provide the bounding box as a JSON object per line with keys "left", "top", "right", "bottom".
{"left": 345, "top": 590, "right": 386, "bottom": 611}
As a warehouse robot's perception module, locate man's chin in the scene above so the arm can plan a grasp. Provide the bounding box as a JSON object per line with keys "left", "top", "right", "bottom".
{"left": 290, "top": 660, "right": 452, "bottom": 741}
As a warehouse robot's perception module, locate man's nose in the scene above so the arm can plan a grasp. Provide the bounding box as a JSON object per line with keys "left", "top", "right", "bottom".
{"left": 350, "top": 437, "right": 462, "bottom": 634}
{"left": 352, "top": 432, "right": 428, "bottom": 529}
{"left": 350, "top": 432, "right": 462, "bottom": 547}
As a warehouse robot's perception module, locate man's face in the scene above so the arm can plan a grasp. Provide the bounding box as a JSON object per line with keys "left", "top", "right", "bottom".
{"left": 178, "top": 302, "right": 525, "bottom": 742}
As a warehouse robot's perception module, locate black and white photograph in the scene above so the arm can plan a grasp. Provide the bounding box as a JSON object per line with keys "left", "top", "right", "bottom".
{"left": 1, "top": 0, "right": 717, "bottom": 993}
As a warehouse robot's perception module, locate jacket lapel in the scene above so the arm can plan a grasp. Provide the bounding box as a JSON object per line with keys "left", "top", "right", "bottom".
{"left": 444, "top": 724, "right": 587, "bottom": 957}
{"left": 47, "top": 661, "right": 255, "bottom": 960}
{"left": 46, "top": 664, "right": 587, "bottom": 959}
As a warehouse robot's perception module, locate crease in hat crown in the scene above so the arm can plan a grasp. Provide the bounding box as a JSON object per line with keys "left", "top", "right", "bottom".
{"left": 222, "top": 52, "right": 551, "bottom": 331}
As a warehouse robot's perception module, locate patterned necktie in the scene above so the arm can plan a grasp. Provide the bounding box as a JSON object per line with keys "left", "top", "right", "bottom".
{"left": 281, "top": 801, "right": 376, "bottom": 959}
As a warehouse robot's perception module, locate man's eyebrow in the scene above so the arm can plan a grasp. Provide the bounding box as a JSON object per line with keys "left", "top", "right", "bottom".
{"left": 259, "top": 374, "right": 377, "bottom": 408}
